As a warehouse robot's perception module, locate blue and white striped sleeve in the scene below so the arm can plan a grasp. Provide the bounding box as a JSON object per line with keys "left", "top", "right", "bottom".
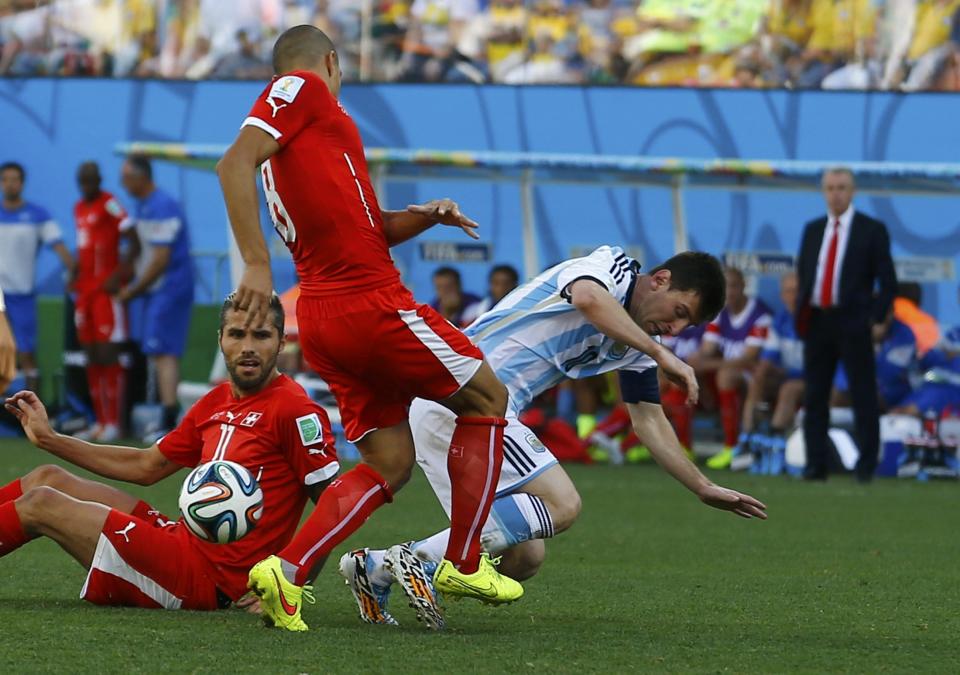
{"left": 557, "top": 246, "right": 630, "bottom": 303}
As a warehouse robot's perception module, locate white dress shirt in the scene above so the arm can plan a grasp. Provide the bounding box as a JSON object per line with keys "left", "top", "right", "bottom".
{"left": 812, "top": 204, "right": 854, "bottom": 307}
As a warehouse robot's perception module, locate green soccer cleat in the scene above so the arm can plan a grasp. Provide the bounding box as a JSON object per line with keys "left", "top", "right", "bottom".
{"left": 706, "top": 446, "right": 735, "bottom": 470}
{"left": 433, "top": 553, "right": 524, "bottom": 605}
{"left": 247, "top": 555, "right": 314, "bottom": 632}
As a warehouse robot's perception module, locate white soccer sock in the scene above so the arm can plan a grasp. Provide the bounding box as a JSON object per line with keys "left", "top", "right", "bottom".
{"left": 411, "top": 493, "right": 555, "bottom": 563}
{"left": 366, "top": 548, "right": 392, "bottom": 587}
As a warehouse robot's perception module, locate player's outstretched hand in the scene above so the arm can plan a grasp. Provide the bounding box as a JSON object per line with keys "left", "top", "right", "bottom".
{"left": 698, "top": 484, "right": 768, "bottom": 520}
{"left": 408, "top": 199, "right": 480, "bottom": 240}
{"left": 656, "top": 349, "right": 699, "bottom": 406}
{"left": 234, "top": 592, "right": 262, "bottom": 615}
{"left": 3, "top": 390, "right": 54, "bottom": 447}
{"left": 234, "top": 262, "right": 274, "bottom": 328}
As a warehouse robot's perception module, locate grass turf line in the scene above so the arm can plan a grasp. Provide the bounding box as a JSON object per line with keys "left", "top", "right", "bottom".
{"left": 0, "top": 438, "right": 958, "bottom": 673}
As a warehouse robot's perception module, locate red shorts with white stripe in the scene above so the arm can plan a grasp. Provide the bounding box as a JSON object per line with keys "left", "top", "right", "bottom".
{"left": 298, "top": 282, "right": 484, "bottom": 443}
{"left": 75, "top": 291, "right": 127, "bottom": 345}
{"left": 81, "top": 509, "right": 223, "bottom": 611}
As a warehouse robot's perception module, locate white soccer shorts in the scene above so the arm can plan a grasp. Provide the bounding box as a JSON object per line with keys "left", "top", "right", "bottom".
{"left": 410, "top": 397, "right": 558, "bottom": 517}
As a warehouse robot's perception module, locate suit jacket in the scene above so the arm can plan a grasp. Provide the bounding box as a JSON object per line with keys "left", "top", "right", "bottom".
{"left": 795, "top": 210, "right": 897, "bottom": 335}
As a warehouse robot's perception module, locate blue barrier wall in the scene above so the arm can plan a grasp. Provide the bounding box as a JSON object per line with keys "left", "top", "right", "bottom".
{"left": 2, "top": 78, "right": 959, "bottom": 326}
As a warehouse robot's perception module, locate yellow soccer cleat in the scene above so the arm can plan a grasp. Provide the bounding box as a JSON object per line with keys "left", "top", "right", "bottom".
{"left": 706, "top": 446, "right": 735, "bottom": 470}
{"left": 433, "top": 553, "right": 524, "bottom": 605}
{"left": 247, "top": 555, "right": 314, "bottom": 632}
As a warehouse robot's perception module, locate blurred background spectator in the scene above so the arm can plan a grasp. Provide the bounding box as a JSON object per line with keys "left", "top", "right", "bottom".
{"left": 1, "top": 0, "right": 958, "bottom": 90}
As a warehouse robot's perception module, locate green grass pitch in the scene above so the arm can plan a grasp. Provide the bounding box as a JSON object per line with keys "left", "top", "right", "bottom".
{"left": 0, "top": 437, "right": 957, "bottom": 673}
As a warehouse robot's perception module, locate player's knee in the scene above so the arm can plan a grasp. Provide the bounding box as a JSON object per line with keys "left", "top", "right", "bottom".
{"left": 16, "top": 485, "right": 65, "bottom": 523}
{"left": 368, "top": 454, "right": 415, "bottom": 492}
{"left": 716, "top": 366, "right": 741, "bottom": 391}
{"left": 544, "top": 489, "right": 582, "bottom": 534}
{"left": 22, "top": 464, "right": 72, "bottom": 492}
{"left": 499, "top": 540, "right": 546, "bottom": 581}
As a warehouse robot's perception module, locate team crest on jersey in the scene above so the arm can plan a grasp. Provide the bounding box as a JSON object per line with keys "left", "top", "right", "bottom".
{"left": 105, "top": 198, "right": 123, "bottom": 217}
{"left": 525, "top": 434, "right": 547, "bottom": 454}
{"left": 241, "top": 412, "right": 263, "bottom": 427}
{"left": 296, "top": 413, "right": 325, "bottom": 446}
{"left": 609, "top": 342, "right": 629, "bottom": 359}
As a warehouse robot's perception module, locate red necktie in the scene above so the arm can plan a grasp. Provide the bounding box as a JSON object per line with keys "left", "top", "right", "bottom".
{"left": 819, "top": 219, "right": 841, "bottom": 308}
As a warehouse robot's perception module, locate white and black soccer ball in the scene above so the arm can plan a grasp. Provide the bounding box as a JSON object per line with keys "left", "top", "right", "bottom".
{"left": 178, "top": 460, "right": 264, "bottom": 544}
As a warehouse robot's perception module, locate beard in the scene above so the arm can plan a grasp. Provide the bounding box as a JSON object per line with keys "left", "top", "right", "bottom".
{"left": 227, "top": 353, "right": 278, "bottom": 393}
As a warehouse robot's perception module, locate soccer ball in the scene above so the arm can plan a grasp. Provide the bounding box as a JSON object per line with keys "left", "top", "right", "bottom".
{"left": 178, "top": 460, "right": 264, "bottom": 544}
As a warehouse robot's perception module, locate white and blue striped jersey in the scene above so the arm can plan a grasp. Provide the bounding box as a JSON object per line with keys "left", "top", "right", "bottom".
{"left": 465, "top": 246, "right": 659, "bottom": 416}
{"left": 0, "top": 202, "right": 62, "bottom": 295}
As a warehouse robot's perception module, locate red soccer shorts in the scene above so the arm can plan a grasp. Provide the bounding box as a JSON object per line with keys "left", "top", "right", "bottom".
{"left": 298, "top": 282, "right": 484, "bottom": 442}
{"left": 81, "top": 509, "right": 222, "bottom": 611}
{"left": 75, "top": 292, "right": 126, "bottom": 345}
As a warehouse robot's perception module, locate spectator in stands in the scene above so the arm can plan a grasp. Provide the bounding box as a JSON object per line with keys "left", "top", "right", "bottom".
{"left": 894, "top": 282, "right": 940, "bottom": 357}
{"left": 429, "top": 266, "right": 481, "bottom": 328}
{"left": 623, "top": 0, "right": 704, "bottom": 85}
{"left": 119, "top": 155, "right": 195, "bottom": 441}
{"left": 503, "top": 0, "right": 579, "bottom": 84}
{"left": 401, "top": 0, "right": 479, "bottom": 82}
{"left": 0, "top": 288, "right": 15, "bottom": 394}
{"left": 184, "top": 0, "right": 279, "bottom": 79}
{"left": 0, "top": 0, "right": 52, "bottom": 76}
{"left": 797, "top": 0, "right": 878, "bottom": 88}
{"left": 211, "top": 29, "right": 273, "bottom": 79}
{"left": 461, "top": 263, "right": 519, "bottom": 325}
{"left": 0, "top": 161, "right": 76, "bottom": 394}
{"left": 889, "top": 0, "right": 960, "bottom": 90}
{"left": 759, "top": 0, "right": 814, "bottom": 87}
{"left": 832, "top": 309, "right": 917, "bottom": 412}
{"left": 796, "top": 167, "right": 897, "bottom": 482}
{"left": 694, "top": 267, "right": 772, "bottom": 471}
{"left": 739, "top": 271, "right": 804, "bottom": 473}
{"left": 481, "top": 0, "right": 528, "bottom": 81}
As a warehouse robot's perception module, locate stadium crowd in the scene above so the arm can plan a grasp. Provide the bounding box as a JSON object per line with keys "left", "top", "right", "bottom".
{"left": 1, "top": 0, "right": 960, "bottom": 90}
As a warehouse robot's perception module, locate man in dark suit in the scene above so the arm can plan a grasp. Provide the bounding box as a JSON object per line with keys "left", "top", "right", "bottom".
{"left": 796, "top": 168, "right": 897, "bottom": 482}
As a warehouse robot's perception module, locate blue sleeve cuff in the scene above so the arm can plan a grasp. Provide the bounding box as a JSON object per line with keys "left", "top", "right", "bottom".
{"left": 619, "top": 368, "right": 660, "bottom": 404}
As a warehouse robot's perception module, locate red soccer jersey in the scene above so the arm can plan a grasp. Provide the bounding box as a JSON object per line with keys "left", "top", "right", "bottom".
{"left": 242, "top": 70, "right": 401, "bottom": 298}
{"left": 74, "top": 191, "right": 127, "bottom": 294}
{"left": 157, "top": 374, "right": 338, "bottom": 599}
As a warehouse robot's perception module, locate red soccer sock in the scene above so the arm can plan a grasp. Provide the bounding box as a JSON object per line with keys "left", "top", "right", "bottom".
{"left": 594, "top": 404, "right": 631, "bottom": 437}
{"left": 86, "top": 365, "right": 105, "bottom": 427}
{"left": 0, "top": 478, "right": 23, "bottom": 505}
{"left": 718, "top": 388, "right": 741, "bottom": 447}
{"left": 662, "top": 386, "right": 693, "bottom": 449}
{"left": 444, "top": 416, "right": 507, "bottom": 574}
{"left": 102, "top": 364, "right": 125, "bottom": 428}
{"left": 0, "top": 501, "right": 31, "bottom": 557}
{"left": 279, "top": 463, "right": 392, "bottom": 586}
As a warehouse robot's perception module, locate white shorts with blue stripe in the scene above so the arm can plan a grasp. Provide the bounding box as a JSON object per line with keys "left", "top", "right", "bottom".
{"left": 410, "top": 398, "right": 559, "bottom": 518}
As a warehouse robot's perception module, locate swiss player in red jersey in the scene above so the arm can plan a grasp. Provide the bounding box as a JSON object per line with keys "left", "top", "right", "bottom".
{"left": 217, "top": 25, "right": 540, "bottom": 630}
{"left": 73, "top": 162, "right": 129, "bottom": 442}
{"left": 0, "top": 294, "right": 338, "bottom": 611}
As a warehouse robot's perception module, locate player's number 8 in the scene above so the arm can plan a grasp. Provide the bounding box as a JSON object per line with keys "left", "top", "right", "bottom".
{"left": 261, "top": 159, "right": 297, "bottom": 244}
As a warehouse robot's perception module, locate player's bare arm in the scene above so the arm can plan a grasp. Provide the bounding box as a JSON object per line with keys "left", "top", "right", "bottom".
{"left": 381, "top": 198, "right": 480, "bottom": 246}
{"left": 568, "top": 279, "right": 699, "bottom": 405}
{"left": 0, "top": 307, "right": 16, "bottom": 392}
{"left": 625, "top": 401, "right": 767, "bottom": 520}
{"left": 4, "top": 390, "right": 181, "bottom": 486}
{"left": 52, "top": 240, "right": 77, "bottom": 289}
{"left": 117, "top": 244, "right": 172, "bottom": 302}
{"left": 217, "top": 125, "right": 282, "bottom": 327}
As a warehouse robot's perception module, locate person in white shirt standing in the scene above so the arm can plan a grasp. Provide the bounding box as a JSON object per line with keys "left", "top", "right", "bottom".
{"left": 795, "top": 168, "right": 897, "bottom": 482}
{"left": 0, "top": 162, "right": 76, "bottom": 393}
{"left": 0, "top": 288, "right": 16, "bottom": 393}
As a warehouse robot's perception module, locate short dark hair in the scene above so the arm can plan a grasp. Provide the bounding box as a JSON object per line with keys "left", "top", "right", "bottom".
{"left": 489, "top": 264, "right": 519, "bottom": 285}
{"left": 0, "top": 162, "right": 25, "bottom": 182}
{"left": 219, "top": 291, "right": 285, "bottom": 338}
{"left": 650, "top": 251, "right": 725, "bottom": 323}
{"left": 272, "top": 24, "right": 336, "bottom": 74}
{"left": 433, "top": 266, "right": 461, "bottom": 285}
{"left": 125, "top": 153, "right": 153, "bottom": 180}
{"left": 897, "top": 281, "right": 922, "bottom": 306}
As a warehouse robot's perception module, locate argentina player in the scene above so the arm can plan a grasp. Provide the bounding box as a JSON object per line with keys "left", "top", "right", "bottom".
{"left": 341, "top": 246, "right": 769, "bottom": 629}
